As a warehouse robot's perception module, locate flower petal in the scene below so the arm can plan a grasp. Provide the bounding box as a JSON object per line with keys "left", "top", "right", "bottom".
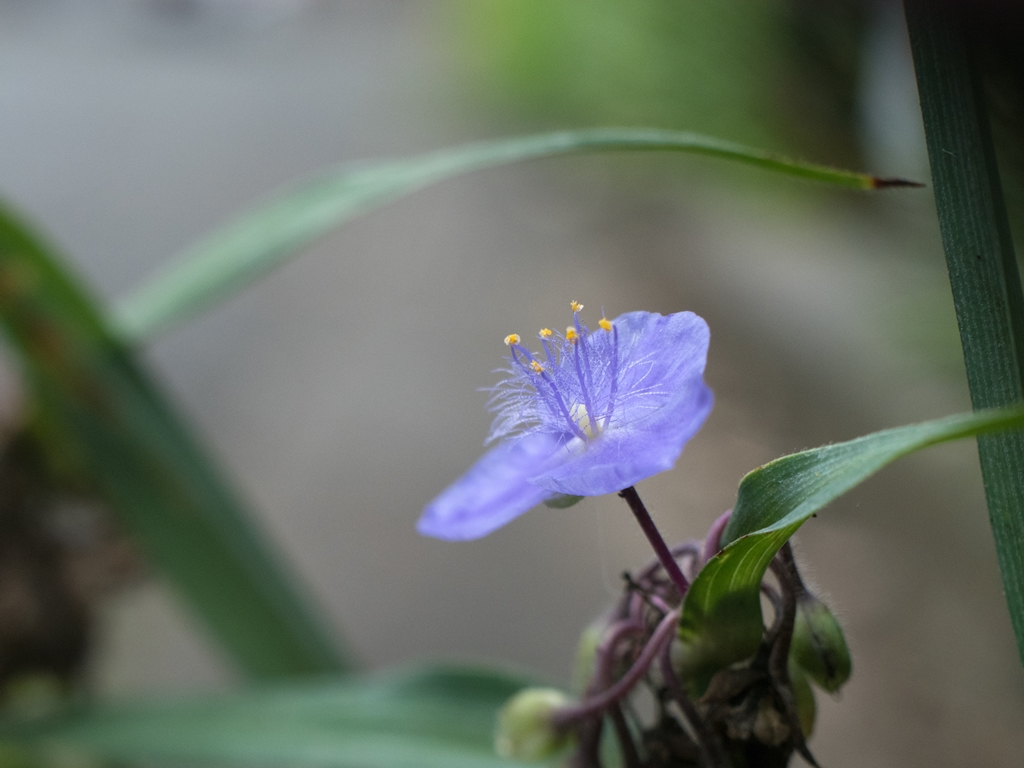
{"left": 417, "top": 431, "right": 565, "bottom": 540}
{"left": 531, "top": 311, "right": 713, "bottom": 496}
{"left": 532, "top": 378, "right": 713, "bottom": 496}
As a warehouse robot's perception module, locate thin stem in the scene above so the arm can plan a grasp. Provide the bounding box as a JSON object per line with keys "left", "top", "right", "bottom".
{"left": 637, "top": 540, "right": 702, "bottom": 582}
{"left": 568, "top": 717, "right": 604, "bottom": 768}
{"left": 702, "top": 509, "right": 732, "bottom": 564}
{"left": 553, "top": 608, "right": 681, "bottom": 727}
{"left": 622, "top": 572, "right": 674, "bottom": 614}
{"left": 767, "top": 544, "right": 798, "bottom": 678}
{"left": 767, "top": 544, "right": 820, "bottom": 768}
{"left": 594, "top": 621, "right": 646, "bottom": 688}
{"left": 619, "top": 486, "right": 690, "bottom": 596}
{"left": 608, "top": 703, "right": 642, "bottom": 768}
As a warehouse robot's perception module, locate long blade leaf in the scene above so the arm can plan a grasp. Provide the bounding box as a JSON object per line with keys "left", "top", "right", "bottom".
{"left": 0, "top": 203, "right": 349, "bottom": 678}
{"left": 2, "top": 666, "right": 542, "bottom": 768}
{"left": 904, "top": 0, "right": 1024, "bottom": 668}
{"left": 114, "top": 128, "right": 918, "bottom": 341}
{"left": 677, "top": 406, "right": 1024, "bottom": 692}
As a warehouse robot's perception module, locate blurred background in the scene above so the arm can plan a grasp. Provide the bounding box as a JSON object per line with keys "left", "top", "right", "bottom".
{"left": 0, "top": 0, "right": 1020, "bottom": 766}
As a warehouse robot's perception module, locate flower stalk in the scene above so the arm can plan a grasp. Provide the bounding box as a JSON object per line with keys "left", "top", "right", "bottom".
{"left": 618, "top": 486, "right": 690, "bottom": 597}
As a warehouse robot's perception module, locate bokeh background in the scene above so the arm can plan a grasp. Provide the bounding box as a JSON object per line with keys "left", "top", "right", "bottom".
{"left": 0, "top": 1, "right": 1021, "bottom": 766}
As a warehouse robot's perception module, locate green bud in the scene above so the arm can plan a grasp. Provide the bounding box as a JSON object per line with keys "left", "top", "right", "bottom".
{"left": 571, "top": 620, "right": 604, "bottom": 693}
{"left": 791, "top": 593, "right": 852, "bottom": 693}
{"left": 494, "top": 688, "right": 572, "bottom": 761}
{"left": 788, "top": 661, "right": 816, "bottom": 738}
{"left": 544, "top": 494, "right": 584, "bottom": 509}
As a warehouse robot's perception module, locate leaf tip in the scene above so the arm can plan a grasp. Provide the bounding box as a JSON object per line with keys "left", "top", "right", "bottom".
{"left": 870, "top": 176, "right": 926, "bottom": 189}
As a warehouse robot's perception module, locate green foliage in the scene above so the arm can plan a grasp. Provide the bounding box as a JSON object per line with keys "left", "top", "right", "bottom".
{"left": 114, "top": 128, "right": 904, "bottom": 343}
{"left": 676, "top": 406, "right": 1024, "bottom": 692}
{"left": 452, "top": 1, "right": 782, "bottom": 146}
{"left": 0, "top": 203, "right": 348, "bottom": 679}
{"left": 449, "top": 0, "right": 865, "bottom": 163}
{"left": 3, "top": 666, "right": 546, "bottom": 768}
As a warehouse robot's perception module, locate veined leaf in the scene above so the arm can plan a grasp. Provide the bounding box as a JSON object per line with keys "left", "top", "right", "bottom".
{"left": 677, "top": 406, "right": 1024, "bottom": 692}
{"left": 114, "top": 128, "right": 918, "bottom": 341}
{"left": 2, "top": 666, "right": 544, "bottom": 768}
{"left": 0, "top": 203, "right": 349, "bottom": 678}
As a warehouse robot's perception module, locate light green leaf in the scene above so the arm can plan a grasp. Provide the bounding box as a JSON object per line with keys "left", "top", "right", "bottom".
{"left": 114, "top": 128, "right": 916, "bottom": 341}
{"left": 2, "top": 667, "right": 545, "bottom": 768}
{"left": 0, "top": 203, "right": 349, "bottom": 678}
{"left": 677, "top": 406, "right": 1024, "bottom": 692}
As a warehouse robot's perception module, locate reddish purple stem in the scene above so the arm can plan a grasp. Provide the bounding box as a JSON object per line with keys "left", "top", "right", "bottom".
{"left": 619, "top": 486, "right": 690, "bottom": 596}
{"left": 553, "top": 608, "right": 681, "bottom": 726}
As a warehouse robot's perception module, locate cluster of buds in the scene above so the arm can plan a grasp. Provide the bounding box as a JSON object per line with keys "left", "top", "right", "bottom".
{"left": 495, "top": 512, "right": 850, "bottom": 768}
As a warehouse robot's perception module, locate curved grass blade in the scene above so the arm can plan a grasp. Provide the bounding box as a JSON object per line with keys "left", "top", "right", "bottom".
{"left": 1, "top": 666, "right": 545, "bottom": 768}
{"left": 114, "top": 128, "right": 920, "bottom": 342}
{"left": 0, "top": 203, "right": 349, "bottom": 678}
{"left": 677, "top": 406, "right": 1024, "bottom": 693}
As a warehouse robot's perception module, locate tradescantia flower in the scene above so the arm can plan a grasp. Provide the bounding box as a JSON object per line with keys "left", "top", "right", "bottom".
{"left": 417, "top": 303, "right": 713, "bottom": 540}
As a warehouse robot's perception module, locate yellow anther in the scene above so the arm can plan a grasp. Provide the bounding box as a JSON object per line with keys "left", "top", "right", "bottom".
{"left": 504, "top": 334, "right": 520, "bottom": 346}
{"left": 599, "top": 317, "right": 612, "bottom": 332}
{"left": 530, "top": 360, "right": 544, "bottom": 374}
{"left": 570, "top": 300, "right": 584, "bottom": 313}
{"left": 565, "top": 326, "right": 578, "bottom": 342}
{"left": 539, "top": 328, "right": 553, "bottom": 338}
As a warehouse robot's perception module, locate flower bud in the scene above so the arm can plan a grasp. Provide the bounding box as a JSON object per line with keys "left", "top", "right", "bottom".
{"left": 494, "top": 688, "right": 572, "bottom": 761}
{"left": 791, "top": 593, "right": 851, "bottom": 693}
{"left": 544, "top": 493, "right": 584, "bottom": 509}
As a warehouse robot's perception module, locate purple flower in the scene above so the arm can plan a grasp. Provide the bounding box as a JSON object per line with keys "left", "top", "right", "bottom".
{"left": 417, "top": 305, "right": 713, "bottom": 540}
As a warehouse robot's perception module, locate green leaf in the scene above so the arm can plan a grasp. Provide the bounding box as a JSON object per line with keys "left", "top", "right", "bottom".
{"left": 2, "top": 667, "right": 545, "bottom": 768}
{"left": 677, "top": 406, "right": 1024, "bottom": 692}
{"left": 113, "top": 128, "right": 918, "bottom": 341}
{"left": 904, "top": 1, "right": 1024, "bottom": 668}
{"left": 0, "top": 202, "right": 350, "bottom": 678}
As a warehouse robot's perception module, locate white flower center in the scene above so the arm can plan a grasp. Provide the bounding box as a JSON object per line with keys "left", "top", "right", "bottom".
{"left": 570, "top": 403, "right": 600, "bottom": 439}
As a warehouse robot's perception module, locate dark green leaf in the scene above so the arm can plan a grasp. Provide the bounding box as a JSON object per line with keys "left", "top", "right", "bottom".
{"left": 114, "top": 128, "right": 917, "bottom": 341}
{"left": 677, "top": 406, "right": 1024, "bottom": 692}
{"left": 905, "top": 0, "right": 1024, "bottom": 668}
{"left": 3, "top": 666, "right": 544, "bottom": 768}
{"left": 0, "top": 203, "right": 349, "bottom": 678}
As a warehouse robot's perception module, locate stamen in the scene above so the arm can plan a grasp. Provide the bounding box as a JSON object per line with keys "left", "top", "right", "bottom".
{"left": 574, "top": 311, "right": 595, "bottom": 394}
{"left": 537, "top": 371, "right": 588, "bottom": 441}
{"left": 565, "top": 326, "right": 578, "bottom": 342}
{"left": 570, "top": 300, "right": 584, "bottom": 313}
{"left": 599, "top": 317, "right": 612, "bottom": 332}
{"left": 504, "top": 333, "right": 520, "bottom": 346}
{"left": 573, "top": 338, "right": 599, "bottom": 437}
{"left": 604, "top": 325, "right": 619, "bottom": 430}
{"left": 538, "top": 328, "right": 556, "bottom": 362}
{"left": 508, "top": 343, "right": 587, "bottom": 442}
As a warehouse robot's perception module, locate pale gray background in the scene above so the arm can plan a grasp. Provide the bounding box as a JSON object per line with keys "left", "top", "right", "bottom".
{"left": 0, "top": 2, "right": 1020, "bottom": 767}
